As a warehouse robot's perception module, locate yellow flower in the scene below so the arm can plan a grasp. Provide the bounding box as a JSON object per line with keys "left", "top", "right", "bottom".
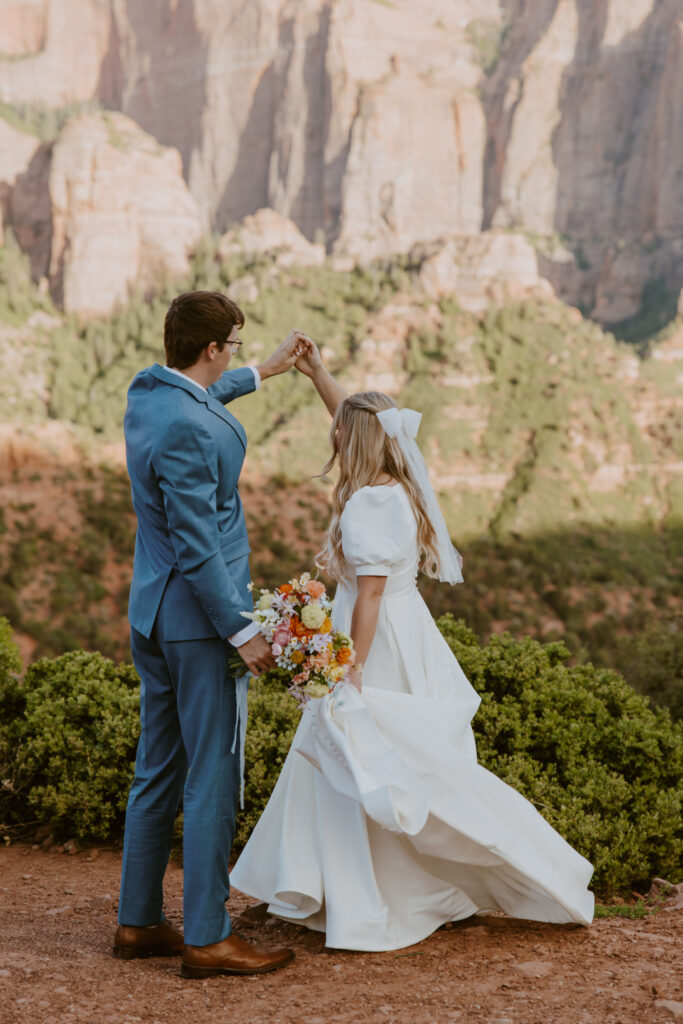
{"left": 291, "top": 650, "right": 305, "bottom": 664}
{"left": 303, "top": 681, "right": 329, "bottom": 699}
{"left": 301, "top": 603, "right": 326, "bottom": 630}
{"left": 257, "top": 593, "right": 273, "bottom": 610}
{"left": 329, "top": 665, "right": 346, "bottom": 682}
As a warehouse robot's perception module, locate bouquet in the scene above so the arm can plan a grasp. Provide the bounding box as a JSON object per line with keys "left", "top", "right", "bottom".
{"left": 239, "top": 572, "right": 355, "bottom": 706}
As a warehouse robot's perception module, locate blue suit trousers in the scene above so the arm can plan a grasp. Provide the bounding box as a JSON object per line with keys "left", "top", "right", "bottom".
{"left": 118, "top": 627, "right": 241, "bottom": 946}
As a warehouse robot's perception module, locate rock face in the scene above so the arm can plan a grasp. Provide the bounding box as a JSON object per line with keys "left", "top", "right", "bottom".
{"left": 481, "top": 0, "right": 683, "bottom": 322}
{"left": 7, "top": 111, "right": 201, "bottom": 316}
{"left": 1, "top": 0, "right": 682, "bottom": 321}
{"left": 47, "top": 112, "right": 201, "bottom": 315}
{"left": 416, "top": 233, "right": 551, "bottom": 312}
{"left": 0, "top": 0, "right": 111, "bottom": 106}
{"left": 0, "top": 120, "right": 40, "bottom": 245}
{"left": 218, "top": 208, "right": 325, "bottom": 268}
{"left": 0, "top": 0, "right": 49, "bottom": 58}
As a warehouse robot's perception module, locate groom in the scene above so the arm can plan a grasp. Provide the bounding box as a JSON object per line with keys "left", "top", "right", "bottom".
{"left": 114, "top": 290, "right": 310, "bottom": 977}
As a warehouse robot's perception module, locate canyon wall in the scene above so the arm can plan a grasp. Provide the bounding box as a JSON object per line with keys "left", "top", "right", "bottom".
{"left": 1, "top": 0, "right": 682, "bottom": 321}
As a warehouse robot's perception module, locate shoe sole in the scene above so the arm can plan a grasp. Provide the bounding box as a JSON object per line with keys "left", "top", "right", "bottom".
{"left": 180, "top": 952, "right": 294, "bottom": 979}
{"left": 113, "top": 946, "right": 182, "bottom": 960}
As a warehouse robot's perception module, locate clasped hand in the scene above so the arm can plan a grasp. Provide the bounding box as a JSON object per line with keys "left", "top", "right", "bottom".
{"left": 258, "top": 329, "right": 314, "bottom": 379}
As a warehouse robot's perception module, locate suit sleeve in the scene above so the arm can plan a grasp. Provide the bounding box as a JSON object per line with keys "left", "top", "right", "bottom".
{"left": 207, "top": 366, "right": 259, "bottom": 405}
{"left": 153, "top": 417, "right": 252, "bottom": 638}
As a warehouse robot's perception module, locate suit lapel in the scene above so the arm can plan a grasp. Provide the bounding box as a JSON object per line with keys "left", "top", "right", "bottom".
{"left": 206, "top": 395, "right": 248, "bottom": 450}
{"left": 149, "top": 364, "right": 247, "bottom": 451}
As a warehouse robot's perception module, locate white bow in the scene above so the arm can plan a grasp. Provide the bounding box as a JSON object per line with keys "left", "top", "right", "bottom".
{"left": 376, "top": 407, "right": 422, "bottom": 440}
{"left": 375, "top": 405, "right": 463, "bottom": 586}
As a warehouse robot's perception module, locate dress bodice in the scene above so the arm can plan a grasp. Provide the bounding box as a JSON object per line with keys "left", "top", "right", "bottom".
{"left": 339, "top": 484, "right": 419, "bottom": 596}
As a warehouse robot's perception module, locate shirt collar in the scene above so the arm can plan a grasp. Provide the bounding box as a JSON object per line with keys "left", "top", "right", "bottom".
{"left": 164, "top": 365, "right": 208, "bottom": 393}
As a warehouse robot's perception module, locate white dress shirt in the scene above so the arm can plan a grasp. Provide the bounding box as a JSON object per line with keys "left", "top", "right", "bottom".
{"left": 163, "top": 364, "right": 261, "bottom": 649}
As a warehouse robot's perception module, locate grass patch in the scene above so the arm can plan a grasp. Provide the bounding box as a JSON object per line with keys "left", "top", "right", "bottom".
{"left": 0, "top": 100, "right": 100, "bottom": 141}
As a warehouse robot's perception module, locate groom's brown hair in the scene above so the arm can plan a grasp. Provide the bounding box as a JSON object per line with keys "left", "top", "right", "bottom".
{"left": 164, "top": 290, "right": 245, "bottom": 369}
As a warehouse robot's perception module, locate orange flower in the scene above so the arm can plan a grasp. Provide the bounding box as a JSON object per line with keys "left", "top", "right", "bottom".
{"left": 321, "top": 617, "right": 332, "bottom": 633}
{"left": 278, "top": 584, "right": 294, "bottom": 595}
{"left": 336, "top": 646, "right": 352, "bottom": 665}
{"left": 305, "top": 580, "right": 326, "bottom": 600}
{"left": 290, "top": 617, "right": 315, "bottom": 641}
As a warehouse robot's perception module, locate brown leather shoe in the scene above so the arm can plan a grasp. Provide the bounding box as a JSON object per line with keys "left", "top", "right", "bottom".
{"left": 181, "top": 933, "right": 294, "bottom": 978}
{"left": 113, "top": 920, "right": 184, "bottom": 960}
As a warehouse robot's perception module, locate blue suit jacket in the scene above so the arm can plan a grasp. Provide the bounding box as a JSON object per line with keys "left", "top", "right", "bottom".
{"left": 124, "top": 363, "right": 257, "bottom": 642}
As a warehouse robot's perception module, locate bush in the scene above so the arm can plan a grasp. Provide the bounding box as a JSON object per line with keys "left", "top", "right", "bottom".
{"left": 1, "top": 617, "right": 680, "bottom": 897}
{"left": 236, "top": 672, "right": 301, "bottom": 849}
{"left": 0, "top": 618, "right": 27, "bottom": 828}
{"left": 9, "top": 649, "right": 140, "bottom": 840}
{"left": 437, "top": 615, "right": 683, "bottom": 895}
{"left": 611, "top": 621, "right": 683, "bottom": 721}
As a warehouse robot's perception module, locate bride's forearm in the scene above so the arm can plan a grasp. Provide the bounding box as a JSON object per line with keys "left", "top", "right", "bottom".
{"left": 350, "top": 596, "right": 381, "bottom": 665}
{"left": 349, "top": 577, "right": 387, "bottom": 689}
{"left": 311, "top": 365, "right": 347, "bottom": 418}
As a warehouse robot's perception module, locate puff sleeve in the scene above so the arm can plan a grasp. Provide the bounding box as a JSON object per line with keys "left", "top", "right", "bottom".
{"left": 340, "top": 486, "right": 417, "bottom": 576}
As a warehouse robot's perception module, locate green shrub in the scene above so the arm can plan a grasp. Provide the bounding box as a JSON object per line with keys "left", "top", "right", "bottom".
{"left": 611, "top": 621, "right": 683, "bottom": 721}
{"left": 0, "top": 618, "right": 26, "bottom": 829}
{"left": 1, "top": 618, "right": 680, "bottom": 898}
{"left": 437, "top": 615, "right": 682, "bottom": 895}
{"left": 15, "top": 650, "right": 140, "bottom": 840}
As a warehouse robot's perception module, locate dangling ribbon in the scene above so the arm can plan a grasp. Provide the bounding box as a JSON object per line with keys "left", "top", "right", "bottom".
{"left": 231, "top": 671, "right": 250, "bottom": 808}
{"left": 376, "top": 407, "right": 463, "bottom": 585}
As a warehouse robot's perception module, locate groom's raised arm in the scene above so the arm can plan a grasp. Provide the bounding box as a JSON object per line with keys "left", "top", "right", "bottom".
{"left": 210, "top": 331, "right": 313, "bottom": 405}
{"left": 208, "top": 366, "right": 260, "bottom": 405}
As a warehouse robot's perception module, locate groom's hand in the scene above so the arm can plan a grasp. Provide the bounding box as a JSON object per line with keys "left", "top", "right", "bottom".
{"left": 257, "top": 330, "right": 312, "bottom": 381}
{"left": 236, "top": 633, "right": 277, "bottom": 675}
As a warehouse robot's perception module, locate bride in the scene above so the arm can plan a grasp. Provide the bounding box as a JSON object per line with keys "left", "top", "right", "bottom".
{"left": 231, "top": 343, "right": 594, "bottom": 951}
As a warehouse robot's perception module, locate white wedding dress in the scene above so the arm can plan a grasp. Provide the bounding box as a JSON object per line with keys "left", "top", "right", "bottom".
{"left": 231, "top": 485, "right": 594, "bottom": 951}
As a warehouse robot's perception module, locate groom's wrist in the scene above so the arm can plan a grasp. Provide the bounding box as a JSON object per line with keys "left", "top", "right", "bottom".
{"left": 255, "top": 361, "right": 274, "bottom": 381}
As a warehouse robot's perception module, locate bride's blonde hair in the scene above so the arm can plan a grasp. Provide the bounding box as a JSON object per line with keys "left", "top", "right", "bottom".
{"left": 319, "top": 391, "right": 440, "bottom": 583}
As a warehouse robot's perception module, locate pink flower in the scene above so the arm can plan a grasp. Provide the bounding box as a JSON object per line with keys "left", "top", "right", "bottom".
{"left": 271, "top": 643, "right": 283, "bottom": 656}
{"left": 273, "top": 626, "right": 292, "bottom": 646}
{"left": 305, "top": 580, "right": 326, "bottom": 600}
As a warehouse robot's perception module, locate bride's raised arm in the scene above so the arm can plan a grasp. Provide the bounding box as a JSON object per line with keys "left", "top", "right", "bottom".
{"left": 294, "top": 339, "right": 348, "bottom": 417}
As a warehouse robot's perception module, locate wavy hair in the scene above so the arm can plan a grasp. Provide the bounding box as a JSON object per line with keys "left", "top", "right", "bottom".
{"left": 318, "top": 392, "right": 440, "bottom": 583}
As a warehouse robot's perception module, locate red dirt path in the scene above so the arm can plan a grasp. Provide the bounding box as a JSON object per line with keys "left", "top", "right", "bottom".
{"left": 0, "top": 846, "right": 681, "bottom": 1024}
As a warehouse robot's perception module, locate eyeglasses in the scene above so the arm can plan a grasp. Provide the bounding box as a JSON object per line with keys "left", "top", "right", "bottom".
{"left": 227, "top": 336, "right": 243, "bottom": 354}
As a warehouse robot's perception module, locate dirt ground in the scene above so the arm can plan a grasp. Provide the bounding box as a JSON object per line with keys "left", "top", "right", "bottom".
{"left": 0, "top": 845, "right": 681, "bottom": 1024}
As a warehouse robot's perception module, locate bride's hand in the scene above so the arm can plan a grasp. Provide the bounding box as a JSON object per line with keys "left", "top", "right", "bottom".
{"left": 294, "top": 338, "right": 323, "bottom": 378}
{"left": 257, "top": 330, "right": 312, "bottom": 380}
{"left": 346, "top": 665, "right": 363, "bottom": 693}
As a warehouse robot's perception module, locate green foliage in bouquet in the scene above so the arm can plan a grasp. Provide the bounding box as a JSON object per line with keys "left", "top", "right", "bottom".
{"left": 437, "top": 615, "right": 683, "bottom": 895}
{"left": 1, "top": 642, "right": 140, "bottom": 840}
